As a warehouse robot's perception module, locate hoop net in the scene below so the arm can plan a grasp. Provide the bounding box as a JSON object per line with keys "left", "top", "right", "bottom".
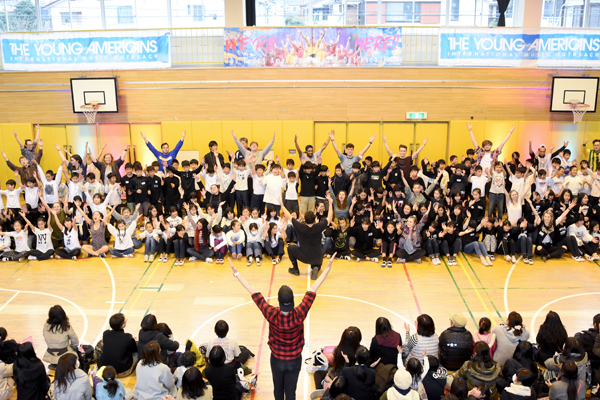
{"left": 81, "top": 104, "right": 99, "bottom": 124}
{"left": 570, "top": 102, "right": 590, "bottom": 123}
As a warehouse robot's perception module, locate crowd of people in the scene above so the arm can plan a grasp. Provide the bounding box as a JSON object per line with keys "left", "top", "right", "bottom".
{"left": 2, "top": 124, "right": 600, "bottom": 272}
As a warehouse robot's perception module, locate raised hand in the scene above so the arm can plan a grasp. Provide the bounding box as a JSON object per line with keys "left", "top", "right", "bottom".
{"left": 466, "top": 123, "right": 472, "bottom": 130}
{"left": 231, "top": 130, "right": 237, "bottom": 138}
{"left": 54, "top": 143, "right": 61, "bottom": 151}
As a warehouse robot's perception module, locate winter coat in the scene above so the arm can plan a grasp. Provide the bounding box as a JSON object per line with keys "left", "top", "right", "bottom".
{"left": 545, "top": 352, "right": 589, "bottom": 385}
{"left": 549, "top": 375, "right": 585, "bottom": 400}
{"left": 137, "top": 329, "right": 179, "bottom": 365}
{"left": 492, "top": 325, "right": 530, "bottom": 367}
{"left": 438, "top": 327, "right": 474, "bottom": 371}
{"left": 454, "top": 360, "right": 502, "bottom": 400}
{"left": 422, "top": 366, "right": 447, "bottom": 400}
{"left": 42, "top": 323, "right": 79, "bottom": 364}
{"left": 53, "top": 369, "right": 93, "bottom": 400}
{"left": 500, "top": 384, "right": 535, "bottom": 400}
{"left": 370, "top": 330, "right": 402, "bottom": 366}
{"left": 398, "top": 214, "right": 428, "bottom": 250}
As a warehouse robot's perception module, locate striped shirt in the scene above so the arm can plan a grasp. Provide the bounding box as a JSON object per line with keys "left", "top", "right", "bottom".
{"left": 402, "top": 332, "right": 439, "bottom": 364}
{"left": 585, "top": 146, "right": 600, "bottom": 172}
{"left": 252, "top": 291, "right": 316, "bottom": 360}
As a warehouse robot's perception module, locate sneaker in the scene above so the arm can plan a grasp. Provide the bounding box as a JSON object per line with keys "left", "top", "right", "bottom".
{"left": 162, "top": 256, "right": 168, "bottom": 263}
{"left": 489, "top": 255, "right": 495, "bottom": 261}
{"left": 247, "top": 257, "right": 253, "bottom": 266}
{"left": 99, "top": 253, "right": 106, "bottom": 258}
{"left": 143, "top": 255, "right": 149, "bottom": 262}
{"left": 505, "top": 255, "right": 512, "bottom": 262}
{"left": 256, "top": 259, "right": 261, "bottom": 266}
{"left": 149, "top": 255, "right": 154, "bottom": 262}
{"left": 180, "top": 260, "right": 184, "bottom": 266}
{"left": 593, "top": 253, "right": 600, "bottom": 260}
{"left": 17, "top": 257, "right": 25, "bottom": 263}
{"left": 414, "top": 258, "right": 422, "bottom": 264}
{"left": 573, "top": 255, "right": 584, "bottom": 262}
{"left": 326, "top": 254, "right": 331, "bottom": 259}
{"left": 125, "top": 254, "right": 133, "bottom": 258}
{"left": 55, "top": 255, "right": 61, "bottom": 259}
{"left": 28, "top": 256, "right": 37, "bottom": 261}
{"left": 272, "top": 258, "right": 277, "bottom": 265}
{"left": 511, "top": 255, "right": 517, "bottom": 263}
{"left": 275, "top": 256, "right": 281, "bottom": 264}
{"left": 586, "top": 254, "right": 594, "bottom": 262}
{"left": 387, "top": 261, "right": 393, "bottom": 267}
{"left": 206, "top": 257, "right": 213, "bottom": 263}
{"left": 381, "top": 260, "right": 387, "bottom": 268}
{"left": 344, "top": 256, "right": 351, "bottom": 261}
{"left": 371, "top": 257, "right": 379, "bottom": 263}
{"left": 237, "top": 253, "right": 243, "bottom": 260}
{"left": 71, "top": 256, "right": 77, "bottom": 261}
{"left": 1, "top": 258, "right": 7, "bottom": 262}
{"left": 433, "top": 257, "right": 440, "bottom": 265}
{"left": 356, "top": 258, "right": 363, "bottom": 262}
{"left": 541, "top": 256, "right": 547, "bottom": 262}
{"left": 288, "top": 267, "right": 300, "bottom": 276}
{"left": 311, "top": 266, "right": 319, "bottom": 280}
{"left": 397, "top": 258, "right": 406, "bottom": 264}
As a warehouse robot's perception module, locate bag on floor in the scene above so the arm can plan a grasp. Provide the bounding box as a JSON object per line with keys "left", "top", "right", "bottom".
{"left": 185, "top": 339, "right": 206, "bottom": 369}
{"left": 305, "top": 349, "right": 329, "bottom": 373}
{"left": 236, "top": 367, "right": 258, "bottom": 397}
{"left": 77, "top": 344, "right": 95, "bottom": 373}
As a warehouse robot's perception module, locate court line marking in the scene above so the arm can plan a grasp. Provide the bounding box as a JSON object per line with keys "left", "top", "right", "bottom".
{"left": 143, "top": 262, "right": 176, "bottom": 317}
{"left": 460, "top": 254, "right": 503, "bottom": 319}
{"left": 503, "top": 256, "right": 522, "bottom": 318}
{"left": 125, "top": 260, "right": 169, "bottom": 317}
{"left": 442, "top": 257, "right": 477, "bottom": 326}
{"left": 456, "top": 256, "right": 497, "bottom": 326}
{"left": 92, "top": 258, "right": 117, "bottom": 345}
{"left": 530, "top": 292, "right": 600, "bottom": 338}
{"left": 0, "top": 292, "right": 19, "bottom": 313}
{"left": 403, "top": 264, "right": 422, "bottom": 315}
{"left": 118, "top": 261, "right": 154, "bottom": 313}
{"left": 0, "top": 288, "right": 89, "bottom": 342}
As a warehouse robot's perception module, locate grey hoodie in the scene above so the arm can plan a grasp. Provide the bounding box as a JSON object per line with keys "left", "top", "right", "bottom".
{"left": 492, "top": 325, "right": 530, "bottom": 367}
{"left": 54, "top": 369, "right": 93, "bottom": 400}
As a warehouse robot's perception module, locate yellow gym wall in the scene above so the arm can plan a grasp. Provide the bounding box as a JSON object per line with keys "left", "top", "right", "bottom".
{"left": 1, "top": 120, "right": 598, "bottom": 186}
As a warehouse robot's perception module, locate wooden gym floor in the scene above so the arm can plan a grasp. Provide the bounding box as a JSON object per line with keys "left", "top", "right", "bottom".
{"left": 2, "top": 253, "right": 599, "bottom": 399}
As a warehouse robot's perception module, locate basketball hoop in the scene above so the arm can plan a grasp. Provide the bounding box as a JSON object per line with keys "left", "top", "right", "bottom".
{"left": 80, "top": 103, "right": 99, "bottom": 124}
{"left": 570, "top": 102, "right": 590, "bottom": 123}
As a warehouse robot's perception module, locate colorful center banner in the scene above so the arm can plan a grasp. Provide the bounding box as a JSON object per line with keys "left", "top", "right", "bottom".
{"left": 224, "top": 27, "right": 402, "bottom": 67}
{"left": 439, "top": 28, "right": 600, "bottom": 68}
{"left": 1, "top": 30, "right": 171, "bottom": 71}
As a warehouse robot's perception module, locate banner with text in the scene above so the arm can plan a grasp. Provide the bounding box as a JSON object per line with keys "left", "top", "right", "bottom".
{"left": 439, "top": 28, "right": 600, "bottom": 68}
{"left": 1, "top": 30, "right": 171, "bottom": 71}
{"left": 224, "top": 27, "right": 402, "bottom": 67}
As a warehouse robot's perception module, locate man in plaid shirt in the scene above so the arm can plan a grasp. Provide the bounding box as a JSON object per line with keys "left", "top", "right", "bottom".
{"left": 230, "top": 255, "right": 336, "bottom": 400}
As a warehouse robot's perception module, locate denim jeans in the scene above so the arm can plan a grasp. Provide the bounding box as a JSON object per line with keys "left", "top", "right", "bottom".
{"left": 109, "top": 248, "right": 134, "bottom": 257}
{"left": 488, "top": 192, "right": 504, "bottom": 218}
{"left": 270, "top": 355, "right": 302, "bottom": 400}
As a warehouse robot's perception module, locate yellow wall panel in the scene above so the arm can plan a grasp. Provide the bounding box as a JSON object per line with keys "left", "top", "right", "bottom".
{"left": 0, "top": 124, "right": 34, "bottom": 188}
{"left": 39, "top": 125, "right": 67, "bottom": 173}
{"left": 66, "top": 125, "right": 98, "bottom": 167}
{"left": 347, "top": 123, "right": 381, "bottom": 163}
{"left": 131, "top": 124, "right": 163, "bottom": 168}
{"left": 252, "top": 121, "right": 282, "bottom": 161}
{"left": 382, "top": 123, "right": 415, "bottom": 160}
{"left": 448, "top": 121, "right": 485, "bottom": 162}
{"left": 283, "top": 121, "right": 314, "bottom": 162}
{"left": 221, "top": 121, "right": 252, "bottom": 162}
{"left": 161, "top": 122, "right": 193, "bottom": 151}
{"left": 315, "top": 123, "right": 347, "bottom": 171}
{"left": 415, "top": 123, "right": 448, "bottom": 166}
{"left": 517, "top": 122, "right": 552, "bottom": 164}
{"left": 484, "top": 122, "right": 520, "bottom": 165}
{"left": 191, "top": 121, "right": 224, "bottom": 162}
{"left": 585, "top": 122, "right": 600, "bottom": 144}
{"left": 551, "top": 123, "right": 586, "bottom": 165}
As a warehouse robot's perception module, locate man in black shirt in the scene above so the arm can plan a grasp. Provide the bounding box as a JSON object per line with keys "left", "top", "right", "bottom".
{"left": 99, "top": 313, "right": 137, "bottom": 377}
{"left": 298, "top": 160, "right": 321, "bottom": 216}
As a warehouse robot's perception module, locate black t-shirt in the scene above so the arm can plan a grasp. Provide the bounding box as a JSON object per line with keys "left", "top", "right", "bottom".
{"left": 468, "top": 199, "right": 486, "bottom": 222}
{"left": 121, "top": 174, "right": 135, "bottom": 202}
{"left": 350, "top": 225, "right": 380, "bottom": 250}
{"left": 290, "top": 218, "right": 328, "bottom": 265}
{"left": 331, "top": 227, "right": 350, "bottom": 251}
{"left": 204, "top": 364, "right": 238, "bottom": 400}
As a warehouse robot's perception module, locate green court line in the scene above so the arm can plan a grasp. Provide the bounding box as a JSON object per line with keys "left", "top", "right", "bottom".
{"left": 118, "top": 261, "right": 155, "bottom": 313}
{"left": 143, "top": 263, "right": 175, "bottom": 316}
{"left": 461, "top": 253, "right": 504, "bottom": 320}
{"left": 139, "top": 287, "right": 161, "bottom": 290}
{"left": 2, "top": 261, "right": 29, "bottom": 285}
{"left": 443, "top": 257, "right": 477, "bottom": 326}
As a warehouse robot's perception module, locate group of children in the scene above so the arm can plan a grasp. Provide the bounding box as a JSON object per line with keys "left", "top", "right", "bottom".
{"left": 2, "top": 126, "right": 600, "bottom": 268}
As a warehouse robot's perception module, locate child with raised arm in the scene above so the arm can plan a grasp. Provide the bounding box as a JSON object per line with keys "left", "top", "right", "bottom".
{"left": 20, "top": 211, "right": 54, "bottom": 261}
{"left": 51, "top": 210, "right": 81, "bottom": 260}
{"left": 79, "top": 204, "right": 115, "bottom": 258}
{"left": 0, "top": 172, "right": 23, "bottom": 216}
{"left": 36, "top": 160, "right": 65, "bottom": 205}
{"left": 467, "top": 123, "right": 515, "bottom": 176}
{"left": 0, "top": 220, "right": 29, "bottom": 262}
{"left": 107, "top": 216, "right": 139, "bottom": 258}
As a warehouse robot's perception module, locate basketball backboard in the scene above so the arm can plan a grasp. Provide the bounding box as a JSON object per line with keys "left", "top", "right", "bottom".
{"left": 71, "top": 77, "right": 119, "bottom": 114}
{"left": 550, "top": 77, "right": 599, "bottom": 113}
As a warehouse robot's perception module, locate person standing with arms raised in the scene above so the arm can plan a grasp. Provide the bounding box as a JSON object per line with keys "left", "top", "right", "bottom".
{"left": 229, "top": 255, "right": 335, "bottom": 400}
{"left": 140, "top": 131, "right": 186, "bottom": 173}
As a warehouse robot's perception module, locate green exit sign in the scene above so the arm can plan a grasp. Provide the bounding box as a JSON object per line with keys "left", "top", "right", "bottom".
{"left": 406, "top": 112, "right": 427, "bottom": 120}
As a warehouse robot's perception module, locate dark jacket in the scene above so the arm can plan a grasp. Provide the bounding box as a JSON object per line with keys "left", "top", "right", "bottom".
{"left": 576, "top": 328, "right": 599, "bottom": 364}
{"left": 439, "top": 326, "right": 473, "bottom": 371}
{"left": 536, "top": 328, "right": 566, "bottom": 363}
{"left": 137, "top": 329, "right": 179, "bottom": 365}
{"left": 14, "top": 360, "right": 49, "bottom": 400}
{"left": 342, "top": 365, "right": 376, "bottom": 400}
{"left": 369, "top": 331, "right": 402, "bottom": 366}
{"left": 203, "top": 152, "right": 225, "bottom": 171}
{"left": 99, "top": 329, "right": 137, "bottom": 373}
{"left": 0, "top": 339, "right": 19, "bottom": 364}
{"left": 204, "top": 363, "right": 238, "bottom": 400}
{"left": 500, "top": 384, "right": 536, "bottom": 400}
{"left": 422, "top": 366, "right": 447, "bottom": 400}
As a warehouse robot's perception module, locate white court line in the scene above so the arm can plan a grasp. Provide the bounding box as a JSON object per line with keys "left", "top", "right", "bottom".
{"left": 0, "top": 292, "right": 19, "bottom": 313}
{"left": 530, "top": 292, "right": 600, "bottom": 338}
{"left": 0, "top": 288, "right": 89, "bottom": 342}
{"left": 503, "top": 256, "right": 522, "bottom": 317}
{"left": 93, "top": 258, "right": 117, "bottom": 345}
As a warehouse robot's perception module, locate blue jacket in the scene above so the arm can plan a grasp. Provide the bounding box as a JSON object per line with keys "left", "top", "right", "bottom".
{"left": 147, "top": 140, "right": 184, "bottom": 172}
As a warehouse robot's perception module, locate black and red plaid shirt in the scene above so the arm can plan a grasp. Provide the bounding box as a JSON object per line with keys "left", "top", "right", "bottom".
{"left": 252, "top": 291, "right": 316, "bottom": 361}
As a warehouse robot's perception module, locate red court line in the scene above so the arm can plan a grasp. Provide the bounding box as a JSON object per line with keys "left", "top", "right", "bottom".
{"left": 250, "top": 264, "right": 277, "bottom": 400}
{"left": 403, "top": 264, "right": 422, "bottom": 315}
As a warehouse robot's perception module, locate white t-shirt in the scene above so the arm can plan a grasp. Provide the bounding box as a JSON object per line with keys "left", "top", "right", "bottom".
{"left": 34, "top": 228, "right": 54, "bottom": 252}
{"left": 234, "top": 170, "right": 250, "bottom": 191}
{"left": 470, "top": 175, "right": 487, "bottom": 195}
{"left": 202, "top": 171, "right": 220, "bottom": 189}
{"left": 535, "top": 178, "right": 552, "bottom": 198}
{"left": 489, "top": 172, "right": 504, "bottom": 195}
{"left": 252, "top": 174, "right": 266, "bottom": 195}
{"left": 285, "top": 180, "right": 299, "bottom": 200}
{"left": 509, "top": 176, "right": 524, "bottom": 194}
{"left": 579, "top": 173, "right": 592, "bottom": 196}
{"left": 24, "top": 187, "right": 39, "bottom": 209}
{"left": 38, "top": 165, "right": 62, "bottom": 204}
{"left": 564, "top": 175, "right": 583, "bottom": 195}
{"left": 552, "top": 176, "right": 564, "bottom": 194}
{"left": 67, "top": 181, "right": 83, "bottom": 203}
{"left": 6, "top": 230, "right": 30, "bottom": 252}
{"left": 107, "top": 224, "right": 137, "bottom": 250}
{"left": 261, "top": 174, "right": 286, "bottom": 205}
{"left": 63, "top": 227, "right": 81, "bottom": 251}
{"left": 0, "top": 235, "right": 11, "bottom": 252}
{"left": 206, "top": 336, "right": 241, "bottom": 364}
{"left": 480, "top": 153, "right": 493, "bottom": 176}
{"left": 0, "top": 187, "right": 22, "bottom": 209}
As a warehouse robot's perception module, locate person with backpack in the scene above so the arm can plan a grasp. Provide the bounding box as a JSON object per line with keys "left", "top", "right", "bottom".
{"left": 230, "top": 255, "right": 335, "bottom": 400}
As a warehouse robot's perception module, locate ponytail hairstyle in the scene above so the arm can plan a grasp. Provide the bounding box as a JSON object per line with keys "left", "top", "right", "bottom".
{"left": 471, "top": 341, "right": 494, "bottom": 369}
{"left": 353, "top": 346, "right": 370, "bottom": 382}
{"left": 506, "top": 311, "right": 524, "bottom": 336}
{"left": 478, "top": 317, "right": 491, "bottom": 335}
{"left": 406, "top": 357, "right": 424, "bottom": 388}
{"left": 102, "top": 366, "right": 119, "bottom": 398}
{"left": 561, "top": 360, "right": 579, "bottom": 400}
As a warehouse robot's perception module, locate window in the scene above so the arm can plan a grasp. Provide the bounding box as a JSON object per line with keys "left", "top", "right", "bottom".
{"left": 59, "top": 11, "right": 82, "bottom": 25}
{"left": 451, "top": 0, "right": 459, "bottom": 21}
{"left": 117, "top": 5, "right": 133, "bottom": 24}
{"left": 193, "top": 4, "right": 203, "bottom": 21}
{"left": 386, "top": 2, "right": 421, "bottom": 22}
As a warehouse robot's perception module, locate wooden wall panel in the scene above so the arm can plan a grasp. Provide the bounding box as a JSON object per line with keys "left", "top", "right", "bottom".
{"left": 1, "top": 68, "right": 597, "bottom": 124}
